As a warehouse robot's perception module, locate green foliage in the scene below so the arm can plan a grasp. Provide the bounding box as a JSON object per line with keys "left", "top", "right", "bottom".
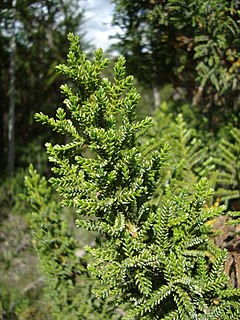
{"left": 0, "top": 288, "right": 48, "bottom": 320}
{"left": 35, "top": 33, "right": 163, "bottom": 225}
{"left": 33, "top": 34, "right": 240, "bottom": 319}
{"left": 212, "top": 127, "right": 240, "bottom": 228}
{"left": 214, "top": 128, "right": 240, "bottom": 202}
{"left": 24, "top": 164, "right": 121, "bottom": 319}
{"left": 0, "top": 169, "right": 30, "bottom": 220}
{"left": 161, "top": 114, "right": 209, "bottom": 188}
{"left": 0, "top": 171, "right": 48, "bottom": 319}
{"left": 145, "top": 110, "right": 213, "bottom": 201}
{"left": 86, "top": 178, "right": 240, "bottom": 319}
{"left": 112, "top": 0, "right": 240, "bottom": 126}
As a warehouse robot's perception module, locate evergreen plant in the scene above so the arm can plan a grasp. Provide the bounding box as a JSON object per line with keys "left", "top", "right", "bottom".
{"left": 213, "top": 127, "right": 240, "bottom": 230}
{"left": 214, "top": 128, "right": 240, "bottom": 204}
{"left": 33, "top": 34, "right": 240, "bottom": 319}
{"left": 24, "top": 165, "right": 121, "bottom": 319}
{"left": 112, "top": 0, "right": 240, "bottom": 127}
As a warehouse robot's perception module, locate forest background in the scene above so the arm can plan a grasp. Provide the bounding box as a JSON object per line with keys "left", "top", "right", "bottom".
{"left": 0, "top": 0, "right": 240, "bottom": 319}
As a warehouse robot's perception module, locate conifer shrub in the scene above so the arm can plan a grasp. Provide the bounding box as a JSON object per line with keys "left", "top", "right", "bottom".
{"left": 32, "top": 34, "right": 240, "bottom": 319}
{"left": 24, "top": 165, "right": 122, "bottom": 319}
{"left": 144, "top": 111, "right": 216, "bottom": 206}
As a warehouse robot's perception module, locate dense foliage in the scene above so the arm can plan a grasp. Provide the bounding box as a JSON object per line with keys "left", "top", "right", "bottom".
{"left": 33, "top": 34, "right": 240, "bottom": 319}
{"left": 112, "top": 0, "right": 240, "bottom": 127}
{"left": 24, "top": 165, "right": 122, "bottom": 319}
{"left": 1, "top": 1, "right": 240, "bottom": 318}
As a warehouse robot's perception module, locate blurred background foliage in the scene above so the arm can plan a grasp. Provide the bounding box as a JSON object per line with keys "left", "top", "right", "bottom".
{"left": 0, "top": 0, "right": 239, "bottom": 319}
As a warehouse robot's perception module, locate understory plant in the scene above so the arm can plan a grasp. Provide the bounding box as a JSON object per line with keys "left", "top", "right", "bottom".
{"left": 32, "top": 34, "right": 240, "bottom": 319}
{"left": 214, "top": 128, "right": 240, "bottom": 205}
{"left": 24, "top": 165, "right": 121, "bottom": 319}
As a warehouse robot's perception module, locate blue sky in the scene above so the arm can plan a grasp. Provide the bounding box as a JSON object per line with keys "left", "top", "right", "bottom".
{"left": 81, "top": 0, "right": 121, "bottom": 51}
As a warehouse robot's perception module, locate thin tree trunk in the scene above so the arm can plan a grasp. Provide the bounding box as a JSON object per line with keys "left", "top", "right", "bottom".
{"left": 8, "top": 0, "right": 16, "bottom": 176}
{"left": 153, "top": 86, "right": 160, "bottom": 110}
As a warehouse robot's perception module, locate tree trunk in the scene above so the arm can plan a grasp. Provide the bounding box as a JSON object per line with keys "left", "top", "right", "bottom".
{"left": 7, "top": 0, "right": 16, "bottom": 177}
{"left": 153, "top": 86, "right": 160, "bottom": 110}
